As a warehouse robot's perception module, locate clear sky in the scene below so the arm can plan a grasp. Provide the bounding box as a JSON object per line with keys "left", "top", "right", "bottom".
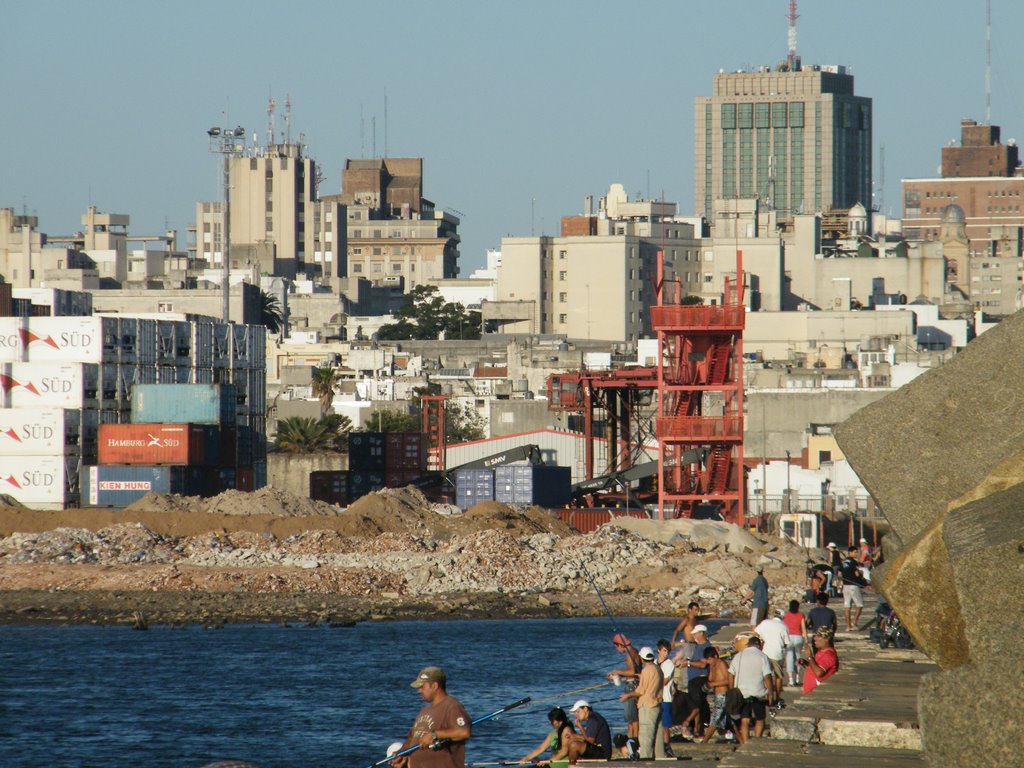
{"left": 3, "top": 0, "right": 1022, "bottom": 272}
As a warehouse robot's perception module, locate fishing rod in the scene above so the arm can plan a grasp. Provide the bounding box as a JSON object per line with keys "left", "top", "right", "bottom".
{"left": 528, "top": 680, "right": 611, "bottom": 707}
{"left": 366, "top": 697, "right": 531, "bottom": 768}
{"left": 579, "top": 558, "right": 621, "bottom": 636}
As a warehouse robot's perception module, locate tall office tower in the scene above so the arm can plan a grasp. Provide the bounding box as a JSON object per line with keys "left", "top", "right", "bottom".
{"left": 195, "top": 141, "right": 346, "bottom": 287}
{"left": 694, "top": 64, "right": 872, "bottom": 222}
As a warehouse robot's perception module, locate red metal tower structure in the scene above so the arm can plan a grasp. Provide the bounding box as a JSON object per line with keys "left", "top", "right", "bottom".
{"left": 652, "top": 250, "right": 745, "bottom": 522}
{"left": 421, "top": 395, "right": 447, "bottom": 472}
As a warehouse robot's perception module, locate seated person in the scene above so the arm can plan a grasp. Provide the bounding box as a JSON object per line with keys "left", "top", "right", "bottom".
{"left": 518, "top": 707, "right": 576, "bottom": 765}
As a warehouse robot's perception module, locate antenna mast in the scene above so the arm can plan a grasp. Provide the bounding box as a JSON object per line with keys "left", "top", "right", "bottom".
{"left": 285, "top": 94, "right": 292, "bottom": 145}
{"left": 266, "top": 95, "right": 275, "bottom": 150}
{"left": 985, "top": 0, "right": 992, "bottom": 124}
{"left": 787, "top": 0, "right": 799, "bottom": 70}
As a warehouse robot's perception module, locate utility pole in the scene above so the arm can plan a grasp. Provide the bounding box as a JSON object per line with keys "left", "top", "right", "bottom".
{"left": 207, "top": 125, "right": 247, "bottom": 323}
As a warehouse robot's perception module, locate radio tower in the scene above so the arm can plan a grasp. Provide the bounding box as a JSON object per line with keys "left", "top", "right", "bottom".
{"left": 285, "top": 94, "right": 292, "bottom": 145}
{"left": 787, "top": 0, "right": 800, "bottom": 70}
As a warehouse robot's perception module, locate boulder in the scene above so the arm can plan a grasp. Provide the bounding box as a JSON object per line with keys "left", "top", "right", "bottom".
{"left": 918, "top": 656, "right": 1022, "bottom": 768}
{"left": 835, "top": 309, "right": 1024, "bottom": 546}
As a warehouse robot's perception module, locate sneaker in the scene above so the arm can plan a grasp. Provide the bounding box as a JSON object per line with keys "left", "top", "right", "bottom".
{"left": 662, "top": 745, "right": 675, "bottom": 758}
{"left": 668, "top": 725, "right": 685, "bottom": 737}
{"left": 724, "top": 731, "right": 736, "bottom": 741}
{"left": 681, "top": 728, "right": 695, "bottom": 740}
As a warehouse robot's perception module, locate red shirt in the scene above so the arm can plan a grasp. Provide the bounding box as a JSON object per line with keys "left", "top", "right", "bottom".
{"left": 802, "top": 647, "right": 839, "bottom": 695}
{"left": 782, "top": 611, "right": 805, "bottom": 635}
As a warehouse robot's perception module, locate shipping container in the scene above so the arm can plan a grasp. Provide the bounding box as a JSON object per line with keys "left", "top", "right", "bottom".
{"left": 0, "top": 362, "right": 99, "bottom": 408}
{"left": 348, "top": 470, "right": 384, "bottom": 500}
{"left": 310, "top": 470, "right": 349, "bottom": 505}
{"left": 252, "top": 460, "right": 266, "bottom": 490}
{"left": 384, "top": 468, "right": 422, "bottom": 488}
{"left": 349, "top": 431, "right": 386, "bottom": 470}
{"left": 131, "top": 383, "right": 237, "bottom": 425}
{"left": 81, "top": 465, "right": 213, "bottom": 507}
{"left": 0, "top": 316, "right": 121, "bottom": 363}
{"left": 494, "top": 465, "right": 572, "bottom": 507}
{"left": 0, "top": 407, "right": 82, "bottom": 456}
{"left": 236, "top": 467, "right": 254, "bottom": 492}
{"left": 0, "top": 454, "right": 79, "bottom": 509}
{"left": 215, "top": 467, "right": 236, "bottom": 492}
{"left": 97, "top": 423, "right": 220, "bottom": 465}
{"left": 554, "top": 508, "right": 649, "bottom": 534}
{"left": 455, "top": 468, "right": 495, "bottom": 509}
{"left": 0, "top": 282, "right": 12, "bottom": 317}
{"left": 11, "top": 288, "right": 93, "bottom": 317}
{"left": 384, "top": 432, "right": 426, "bottom": 470}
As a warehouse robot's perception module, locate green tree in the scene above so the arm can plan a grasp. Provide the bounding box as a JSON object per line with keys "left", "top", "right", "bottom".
{"left": 364, "top": 408, "right": 420, "bottom": 433}
{"left": 311, "top": 365, "right": 341, "bottom": 414}
{"left": 259, "top": 290, "right": 284, "bottom": 333}
{"left": 445, "top": 401, "right": 487, "bottom": 443}
{"left": 377, "top": 285, "right": 482, "bottom": 340}
{"left": 321, "top": 411, "right": 353, "bottom": 451}
{"left": 274, "top": 416, "right": 334, "bottom": 453}
{"left": 681, "top": 294, "right": 704, "bottom": 305}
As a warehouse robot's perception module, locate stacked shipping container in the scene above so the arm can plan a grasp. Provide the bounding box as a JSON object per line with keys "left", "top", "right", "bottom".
{"left": 453, "top": 464, "right": 572, "bottom": 510}
{"left": 0, "top": 314, "right": 267, "bottom": 509}
{"left": 308, "top": 431, "right": 426, "bottom": 505}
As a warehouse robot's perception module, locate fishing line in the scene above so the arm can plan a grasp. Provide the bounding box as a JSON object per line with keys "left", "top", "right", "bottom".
{"left": 527, "top": 680, "right": 611, "bottom": 706}
{"left": 579, "top": 558, "right": 621, "bottom": 636}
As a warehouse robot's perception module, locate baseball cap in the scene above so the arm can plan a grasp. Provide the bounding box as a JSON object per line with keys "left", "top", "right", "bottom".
{"left": 815, "top": 626, "right": 835, "bottom": 640}
{"left": 638, "top": 646, "right": 656, "bottom": 661}
{"left": 569, "top": 699, "right": 590, "bottom": 712}
{"left": 827, "top": 542, "right": 837, "bottom": 549}
{"left": 692, "top": 624, "right": 709, "bottom": 635}
{"left": 859, "top": 538, "right": 868, "bottom": 543}
{"left": 410, "top": 666, "right": 446, "bottom": 688}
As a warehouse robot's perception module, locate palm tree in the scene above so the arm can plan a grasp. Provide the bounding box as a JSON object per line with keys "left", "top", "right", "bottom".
{"left": 274, "top": 416, "right": 335, "bottom": 453}
{"left": 311, "top": 365, "right": 340, "bottom": 415}
{"left": 259, "top": 290, "right": 284, "bottom": 334}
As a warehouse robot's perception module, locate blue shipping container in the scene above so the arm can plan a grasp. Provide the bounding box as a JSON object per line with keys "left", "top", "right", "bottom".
{"left": 131, "top": 384, "right": 237, "bottom": 426}
{"left": 81, "top": 465, "right": 212, "bottom": 507}
{"left": 455, "top": 468, "right": 495, "bottom": 509}
{"left": 494, "top": 465, "right": 571, "bottom": 507}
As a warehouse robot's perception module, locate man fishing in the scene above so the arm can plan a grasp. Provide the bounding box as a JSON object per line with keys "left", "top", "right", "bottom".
{"left": 393, "top": 666, "right": 471, "bottom": 768}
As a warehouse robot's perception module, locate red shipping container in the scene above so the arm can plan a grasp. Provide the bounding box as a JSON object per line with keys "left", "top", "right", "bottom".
{"left": 98, "top": 423, "right": 213, "bottom": 466}
{"left": 554, "top": 509, "right": 649, "bottom": 534}
{"left": 384, "top": 432, "right": 425, "bottom": 470}
{"left": 236, "top": 467, "right": 254, "bottom": 492}
{"left": 384, "top": 468, "right": 422, "bottom": 488}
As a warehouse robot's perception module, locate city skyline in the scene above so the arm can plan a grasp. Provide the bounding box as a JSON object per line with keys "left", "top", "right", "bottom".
{"left": 3, "top": 0, "right": 1022, "bottom": 271}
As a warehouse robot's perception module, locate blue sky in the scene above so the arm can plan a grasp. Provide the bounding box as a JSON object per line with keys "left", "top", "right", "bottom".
{"left": 3, "top": 0, "right": 1022, "bottom": 271}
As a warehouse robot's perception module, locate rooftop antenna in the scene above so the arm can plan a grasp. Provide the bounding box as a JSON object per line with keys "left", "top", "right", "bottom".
{"left": 266, "top": 94, "right": 275, "bottom": 150}
{"left": 372, "top": 116, "right": 377, "bottom": 158}
{"left": 985, "top": 0, "right": 992, "bottom": 124}
{"left": 360, "top": 105, "right": 365, "bottom": 159}
{"left": 786, "top": 0, "right": 799, "bottom": 70}
{"left": 878, "top": 144, "right": 885, "bottom": 215}
{"left": 384, "top": 89, "right": 388, "bottom": 158}
{"left": 285, "top": 94, "right": 292, "bottom": 145}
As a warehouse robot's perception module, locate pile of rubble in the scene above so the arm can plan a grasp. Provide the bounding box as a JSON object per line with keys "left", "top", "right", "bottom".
{"left": 0, "top": 485, "right": 813, "bottom": 616}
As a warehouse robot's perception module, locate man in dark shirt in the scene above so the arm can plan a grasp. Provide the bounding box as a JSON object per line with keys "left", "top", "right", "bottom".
{"left": 569, "top": 700, "right": 612, "bottom": 760}
{"left": 746, "top": 567, "right": 769, "bottom": 627}
{"left": 806, "top": 591, "right": 838, "bottom": 635}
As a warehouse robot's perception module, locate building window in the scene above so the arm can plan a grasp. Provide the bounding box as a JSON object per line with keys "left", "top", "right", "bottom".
{"left": 558, "top": 271, "right": 567, "bottom": 280}
{"left": 559, "top": 292, "right": 567, "bottom": 303}
{"left": 392, "top": 264, "right": 402, "bottom": 272}
{"left": 559, "top": 314, "right": 567, "bottom": 323}
{"left": 559, "top": 250, "right": 567, "bottom": 259}
{"left": 372, "top": 262, "right": 382, "bottom": 273}
{"left": 373, "top": 247, "right": 382, "bottom": 256}
{"left": 353, "top": 263, "right": 363, "bottom": 273}
{"left": 353, "top": 248, "right": 362, "bottom": 255}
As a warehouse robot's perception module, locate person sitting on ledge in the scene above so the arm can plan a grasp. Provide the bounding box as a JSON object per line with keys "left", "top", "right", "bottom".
{"left": 800, "top": 626, "right": 839, "bottom": 695}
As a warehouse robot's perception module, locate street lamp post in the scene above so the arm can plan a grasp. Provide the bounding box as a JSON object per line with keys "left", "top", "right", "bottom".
{"left": 785, "top": 449, "right": 792, "bottom": 514}
{"left": 207, "top": 126, "right": 246, "bottom": 323}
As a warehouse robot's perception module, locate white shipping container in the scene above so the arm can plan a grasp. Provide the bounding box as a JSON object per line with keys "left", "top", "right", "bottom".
{"left": 0, "top": 407, "right": 82, "bottom": 455}
{"left": 0, "top": 362, "right": 100, "bottom": 408}
{"left": 0, "top": 454, "right": 79, "bottom": 508}
{"left": 0, "top": 317, "right": 120, "bottom": 363}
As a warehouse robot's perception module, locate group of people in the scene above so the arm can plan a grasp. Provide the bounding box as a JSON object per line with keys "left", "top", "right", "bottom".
{"left": 391, "top": 552, "right": 867, "bottom": 768}
{"left": 807, "top": 541, "right": 873, "bottom": 631}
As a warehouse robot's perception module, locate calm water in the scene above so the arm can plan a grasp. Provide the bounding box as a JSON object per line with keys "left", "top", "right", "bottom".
{"left": 0, "top": 616, "right": 725, "bottom": 768}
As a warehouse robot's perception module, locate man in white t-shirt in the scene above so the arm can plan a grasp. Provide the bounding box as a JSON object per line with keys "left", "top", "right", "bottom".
{"left": 727, "top": 635, "right": 773, "bottom": 744}
{"left": 754, "top": 611, "right": 790, "bottom": 704}
{"left": 656, "top": 640, "right": 676, "bottom": 756}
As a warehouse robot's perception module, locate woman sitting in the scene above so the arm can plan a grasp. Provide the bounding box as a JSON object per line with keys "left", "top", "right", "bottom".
{"left": 518, "top": 707, "right": 577, "bottom": 765}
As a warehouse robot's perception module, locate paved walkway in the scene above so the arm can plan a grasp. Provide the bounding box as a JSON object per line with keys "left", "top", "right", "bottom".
{"left": 583, "top": 594, "right": 936, "bottom": 767}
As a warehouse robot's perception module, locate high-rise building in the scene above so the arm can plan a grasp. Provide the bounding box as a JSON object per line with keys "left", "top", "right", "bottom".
{"left": 694, "top": 64, "right": 872, "bottom": 222}
{"left": 194, "top": 142, "right": 347, "bottom": 289}
{"left": 325, "top": 158, "right": 460, "bottom": 290}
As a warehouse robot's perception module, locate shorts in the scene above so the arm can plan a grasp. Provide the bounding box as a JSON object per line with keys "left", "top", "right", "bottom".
{"left": 738, "top": 697, "right": 767, "bottom": 722}
{"left": 768, "top": 657, "right": 784, "bottom": 680}
{"left": 708, "top": 693, "right": 728, "bottom": 729}
{"left": 623, "top": 697, "right": 638, "bottom": 724}
{"left": 661, "top": 701, "right": 673, "bottom": 728}
{"left": 843, "top": 584, "right": 864, "bottom": 608}
{"left": 581, "top": 743, "right": 606, "bottom": 760}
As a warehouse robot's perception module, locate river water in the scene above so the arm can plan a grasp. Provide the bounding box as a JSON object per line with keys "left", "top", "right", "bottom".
{"left": 0, "top": 615, "right": 725, "bottom": 768}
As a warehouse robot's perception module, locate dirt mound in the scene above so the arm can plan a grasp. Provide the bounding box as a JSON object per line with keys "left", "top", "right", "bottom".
{"left": 124, "top": 493, "right": 206, "bottom": 515}
{"left": 342, "top": 486, "right": 438, "bottom": 537}
{"left": 205, "top": 487, "right": 341, "bottom": 517}
{"left": 460, "top": 502, "right": 574, "bottom": 536}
